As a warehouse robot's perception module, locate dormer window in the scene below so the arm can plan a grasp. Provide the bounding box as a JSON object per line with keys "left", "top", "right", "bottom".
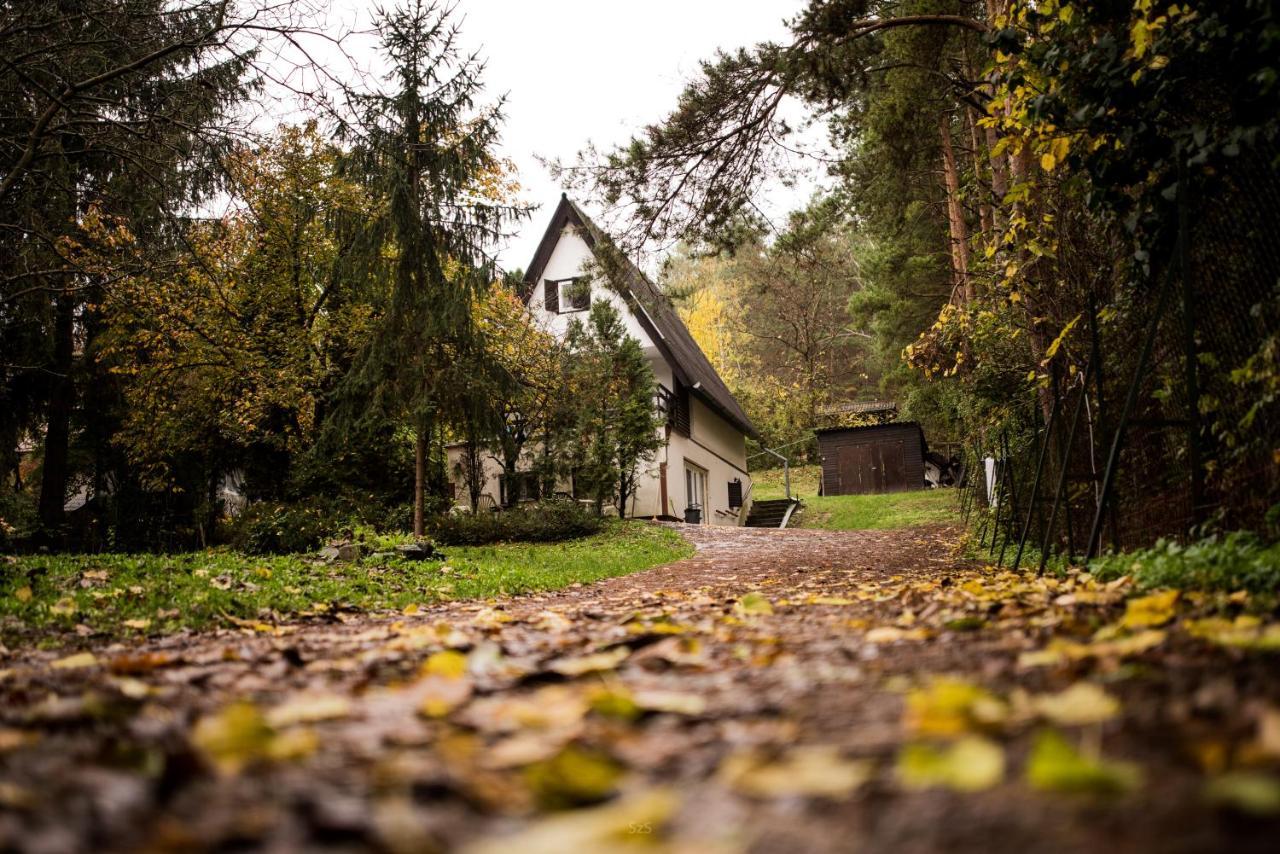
{"left": 544, "top": 277, "right": 589, "bottom": 314}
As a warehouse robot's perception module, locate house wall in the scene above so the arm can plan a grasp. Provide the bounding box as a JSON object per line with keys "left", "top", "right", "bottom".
{"left": 665, "top": 396, "right": 752, "bottom": 525}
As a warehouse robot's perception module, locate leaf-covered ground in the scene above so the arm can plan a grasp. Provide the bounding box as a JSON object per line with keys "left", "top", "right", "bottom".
{"left": 2, "top": 523, "right": 1280, "bottom": 852}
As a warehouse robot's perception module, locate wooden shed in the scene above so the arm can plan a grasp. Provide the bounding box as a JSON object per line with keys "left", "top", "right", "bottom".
{"left": 816, "top": 422, "right": 927, "bottom": 496}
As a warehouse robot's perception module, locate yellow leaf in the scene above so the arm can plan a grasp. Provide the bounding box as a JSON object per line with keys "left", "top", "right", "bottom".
{"left": 266, "top": 693, "right": 353, "bottom": 727}
{"left": 422, "top": 649, "right": 469, "bottom": 679}
{"left": 1026, "top": 729, "right": 1140, "bottom": 793}
{"left": 1205, "top": 773, "right": 1280, "bottom": 816}
{"left": 547, "top": 647, "right": 630, "bottom": 677}
{"left": 1040, "top": 152, "right": 1057, "bottom": 171}
{"left": 51, "top": 652, "right": 99, "bottom": 670}
{"left": 522, "top": 745, "right": 624, "bottom": 810}
{"left": 897, "top": 737, "right": 1004, "bottom": 792}
{"left": 1033, "top": 682, "right": 1121, "bottom": 726}
{"left": 735, "top": 592, "right": 773, "bottom": 616}
{"left": 123, "top": 619, "right": 151, "bottom": 630}
{"left": 14, "top": 586, "right": 32, "bottom": 603}
{"left": 906, "top": 678, "right": 1008, "bottom": 737}
{"left": 1120, "top": 589, "right": 1179, "bottom": 628}
{"left": 721, "top": 745, "right": 873, "bottom": 799}
{"left": 191, "top": 702, "right": 274, "bottom": 775}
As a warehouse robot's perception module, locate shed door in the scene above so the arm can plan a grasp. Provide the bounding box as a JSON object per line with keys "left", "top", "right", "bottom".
{"left": 877, "top": 440, "right": 908, "bottom": 492}
{"left": 837, "top": 444, "right": 874, "bottom": 495}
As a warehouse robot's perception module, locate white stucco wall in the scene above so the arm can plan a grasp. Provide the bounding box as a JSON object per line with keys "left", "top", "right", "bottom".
{"left": 666, "top": 397, "right": 751, "bottom": 526}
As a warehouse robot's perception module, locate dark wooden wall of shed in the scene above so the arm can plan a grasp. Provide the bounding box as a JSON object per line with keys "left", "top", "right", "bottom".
{"left": 818, "top": 424, "right": 926, "bottom": 496}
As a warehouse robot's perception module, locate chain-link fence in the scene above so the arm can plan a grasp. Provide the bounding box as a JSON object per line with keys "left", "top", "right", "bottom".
{"left": 962, "top": 144, "right": 1280, "bottom": 568}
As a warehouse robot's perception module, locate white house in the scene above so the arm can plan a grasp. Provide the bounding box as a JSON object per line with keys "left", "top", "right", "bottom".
{"left": 446, "top": 195, "right": 758, "bottom": 526}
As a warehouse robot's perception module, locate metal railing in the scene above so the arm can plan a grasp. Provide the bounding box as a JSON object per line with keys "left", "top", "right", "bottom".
{"left": 749, "top": 446, "right": 791, "bottom": 500}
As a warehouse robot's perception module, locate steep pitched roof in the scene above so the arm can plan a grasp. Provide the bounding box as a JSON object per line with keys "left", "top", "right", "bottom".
{"left": 522, "top": 195, "right": 758, "bottom": 439}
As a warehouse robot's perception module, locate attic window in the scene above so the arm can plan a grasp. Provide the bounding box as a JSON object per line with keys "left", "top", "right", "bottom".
{"left": 544, "top": 277, "right": 589, "bottom": 314}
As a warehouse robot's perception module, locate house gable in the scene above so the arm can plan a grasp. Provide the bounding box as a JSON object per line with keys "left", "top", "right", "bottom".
{"left": 521, "top": 195, "right": 758, "bottom": 439}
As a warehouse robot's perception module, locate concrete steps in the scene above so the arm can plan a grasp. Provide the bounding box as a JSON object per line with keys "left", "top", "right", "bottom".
{"left": 745, "top": 498, "right": 800, "bottom": 529}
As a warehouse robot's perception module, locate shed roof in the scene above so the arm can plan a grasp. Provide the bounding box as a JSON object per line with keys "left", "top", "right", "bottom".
{"left": 814, "top": 421, "right": 924, "bottom": 436}
{"left": 522, "top": 195, "right": 758, "bottom": 439}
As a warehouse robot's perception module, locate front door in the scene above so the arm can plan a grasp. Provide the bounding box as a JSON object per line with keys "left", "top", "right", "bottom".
{"left": 684, "top": 463, "right": 708, "bottom": 523}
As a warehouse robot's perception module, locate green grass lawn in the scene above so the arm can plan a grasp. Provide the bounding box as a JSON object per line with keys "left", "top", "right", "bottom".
{"left": 751, "top": 464, "right": 822, "bottom": 500}
{"left": 0, "top": 521, "right": 691, "bottom": 646}
{"left": 750, "top": 465, "right": 957, "bottom": 531}
{"left": 792, "top": 488, "right": 958, "bottom": 531}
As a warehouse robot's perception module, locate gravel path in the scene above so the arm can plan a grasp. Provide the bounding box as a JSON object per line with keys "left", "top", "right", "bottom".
{"left": 2, "top": 523, "right": 1278, "bottom": 853}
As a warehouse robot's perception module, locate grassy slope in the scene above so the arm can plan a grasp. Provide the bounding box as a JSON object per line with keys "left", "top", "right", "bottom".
{"left": 795, "top": 489, "right": 957, "bottom": 530}
{"left": 0, "top": 521, "right": 691, "bottom": 646}
{"left": 751, "top": 466, "right": 956, "bottom": 530}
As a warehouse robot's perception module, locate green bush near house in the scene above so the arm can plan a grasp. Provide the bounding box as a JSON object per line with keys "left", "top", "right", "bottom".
{"left": 429, "top": 501, "right": 604, "bottom": 546}
{"left": 0, "top": 521, "right": 690, "bottom": 646}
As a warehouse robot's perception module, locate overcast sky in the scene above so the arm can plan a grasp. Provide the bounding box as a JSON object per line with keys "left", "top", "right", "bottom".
{"left": 299, "top": 0, "right": 819, "bottom": 271}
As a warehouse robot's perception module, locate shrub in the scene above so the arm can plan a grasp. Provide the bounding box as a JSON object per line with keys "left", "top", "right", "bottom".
{"left": 429, "top": 501, "right": 603, "bottom": 546}
{"left": 228, "top": 498, "right": 360, "bottom": 555}
{"left": 1090, "top": 531, "right": 1280, "bottom": 594}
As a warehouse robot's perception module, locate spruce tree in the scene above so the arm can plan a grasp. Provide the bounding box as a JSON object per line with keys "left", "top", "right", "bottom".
{"left": 339, "top": 1, "right": 521, "bottom": 534}
{"left": 565, "top": 302, "right": 664, "bottom": 517}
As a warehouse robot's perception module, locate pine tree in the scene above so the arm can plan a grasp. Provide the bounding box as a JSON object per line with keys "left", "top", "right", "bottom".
{"left": 338, "top": 1, "right": 521, "bottom": 535}
{"left": 565, "top": 302, "right": 664, "bottom": 517}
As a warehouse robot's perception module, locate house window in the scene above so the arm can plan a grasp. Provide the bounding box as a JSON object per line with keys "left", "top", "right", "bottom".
{"left": 728, "top": 479, "right": 743, "bottom": 509}
{"left": 669, "top": 381, "right": 691, "bottom": 437}
{"left": 499, "top": 472, "right": 541, "bottom": 505}
{"left": 544, "top": 277, "right": 589, "bottom": 314}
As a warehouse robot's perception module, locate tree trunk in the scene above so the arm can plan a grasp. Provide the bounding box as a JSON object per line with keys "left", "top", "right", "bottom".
{"left": 413, "top": 426, "right": 426, "bottom": 537}
{"left": 939, "top": 113, "right": 973, "bottom": 304}
{"left": 38, "top": 292, "right": 75, "bottom": 537}
{"left": 967, "top": 106, "right": 994, "bottom": 235}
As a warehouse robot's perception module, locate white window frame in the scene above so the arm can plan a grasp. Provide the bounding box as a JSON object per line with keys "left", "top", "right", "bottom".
{"left": 547, "top": 276, "right": 590, "bottom": 314}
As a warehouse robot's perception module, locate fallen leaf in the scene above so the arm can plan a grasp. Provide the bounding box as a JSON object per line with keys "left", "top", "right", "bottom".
{"left": 1025, "top": 729, "right": 1140, "bottom": 794}
{"left": 0, "top": 728, "right": 39, "bottom": 752}
{"left": 586, "top": 686, "right": 641, "bottom": 721}
{"left": 1033, "top": 682, "right": 1121, "bottom": 726}
{"left": 865, "top": 625, "right": 930, "bottom": 643}
{"left": 735, "top": 592, "right": 774, "bottom": 616}
{"left": 631, "top": 689, "right": 706, "bottom": 717}
{"left": 461, "top": 789, "right": 676, "bottom": 854}
{"left": 546, "top": 647, "right": 629, "bottom": 677}
{"left": 1204, "top": 772, "right": 1280, "bottom": 815}
{"left": 897, "top": 737, "right": 1004, "bottom": 792}
{"left": 191, "top": 702, "right": 274, "bottom": 775}
{"left": 721, "top": 745, "right": 872, "bottom": 799}
{"left": 906, "top": 678, "right": 1008, "bottom": 737}
{"left": 266, "top": 693, "right": 353, "bottom": 727}
{"left": 123, "top": 618, "right": 151, "bottom": 631}
{"left": 13, "top": 585, "right": 31, "bottom": 603}
{"left": 416, "top": 674, "right": 473, "bottom": 718}
{"left": 51, "top": 652, "right": 98, "bottom": 670}
{"left": 107, "top": 652, "right": 174, "bottom": 674}
{"left": 522, "top": 745, "right": 624, "bottom": 809}
{"left": 1259, "top": 707, "right": 1280, "bottom": 758}
{"left": 50, "top": 597, "right": 77, "bottom": 616}
{"left": 1120, "top": 589, "right": 1179, "bottom": 629}
{"left": 422, "top": 649, "right": 469, "bottom": 679}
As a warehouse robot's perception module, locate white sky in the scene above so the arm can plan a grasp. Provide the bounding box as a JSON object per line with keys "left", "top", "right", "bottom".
{"left": 282, "top": 0, "right": 822, "bottom": 271}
